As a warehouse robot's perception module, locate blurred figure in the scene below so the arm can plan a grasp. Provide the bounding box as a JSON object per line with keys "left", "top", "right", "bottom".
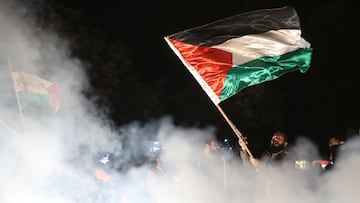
{"left": 146, "top": 151, "right": 166, "bottom": 203}
{"left": 146, "top": 141, "right": 193, "bottom": 203}
{"left": 93, "top": 152, "right": 132, "bottom": 202}
{"left": 94, "top": 153, "right": 112, "bottom": 182}
{"left": 204, "top": 138, "right": 222, "bottom": 160}
{"left": 199, "top": 138, "right": 225, "bottom": 169}
{"left": 93, "top": 152, "right": 117, "bottom": 202}
{"left": 326, "top": 135, "right": 345, "bottom": 170}
{"left": 197, "top": 138, "right": 228, "bottom": 197}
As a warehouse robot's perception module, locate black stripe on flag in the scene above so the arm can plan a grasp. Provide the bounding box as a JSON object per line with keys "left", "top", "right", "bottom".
{"left": 168, "top": 6, "right": 300, "bottom": 46}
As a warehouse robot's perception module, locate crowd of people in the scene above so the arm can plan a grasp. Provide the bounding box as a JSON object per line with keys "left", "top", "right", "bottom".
{"left": 87, "top": 129, "right": 356, "bottom": 203}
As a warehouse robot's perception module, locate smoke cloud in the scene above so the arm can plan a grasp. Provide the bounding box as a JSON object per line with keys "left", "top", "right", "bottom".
{"left": 0, "top": 1, "right": 358, "bottom": 203}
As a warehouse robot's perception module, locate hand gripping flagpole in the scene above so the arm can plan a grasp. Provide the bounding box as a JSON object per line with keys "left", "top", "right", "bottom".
{"left": 215, "top": 104, "right": 254, "bottom": 160}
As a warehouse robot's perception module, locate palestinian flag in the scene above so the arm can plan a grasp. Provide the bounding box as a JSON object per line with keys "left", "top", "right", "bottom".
{"left": 11, "top": 71, "right": 61, "bottom": 112}
{"left": 164, "top": 6, "right": 313, "bottom": 104}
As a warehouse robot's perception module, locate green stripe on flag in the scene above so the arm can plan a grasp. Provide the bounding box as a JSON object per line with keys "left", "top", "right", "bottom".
{"left": 220, "top": 48, "right": 313, "bottom": 102}
{"left": 165, "top": 6, "right": 313, "bottom": 104}
{"left": 17, "top": 91, "right": 52, "bottom": 110}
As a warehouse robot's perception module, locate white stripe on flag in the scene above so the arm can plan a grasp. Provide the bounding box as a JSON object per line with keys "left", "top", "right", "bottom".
{"left": 213, "top": 29, "right": 311, "bottom": 65}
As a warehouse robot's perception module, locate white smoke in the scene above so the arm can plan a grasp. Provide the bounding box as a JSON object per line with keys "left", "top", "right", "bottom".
{"left": 0, "top": 1, "right": 359, "bottom": 203}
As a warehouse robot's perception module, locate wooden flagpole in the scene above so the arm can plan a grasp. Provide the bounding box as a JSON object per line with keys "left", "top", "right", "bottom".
{"left": 215, "top": 104, "right": 254, "bottom": 159}
{"left": 0, "top": 118, "right": 29, "bottom": 146}
{"left": 164, "top": 37, "right": 254, "bottom": 159}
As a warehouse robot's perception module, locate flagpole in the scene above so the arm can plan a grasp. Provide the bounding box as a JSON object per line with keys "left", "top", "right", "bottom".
{"left": 8, "top": 57, "right": 27, "bottom": 138}
{"left": 0, "top": 118, "right": 29, "bottom": 145}
{"left": 164, "top": 37, "right": 254, "bottom": 159}
{"left": 215, "top": 104, "right": 254, "bottom": 159}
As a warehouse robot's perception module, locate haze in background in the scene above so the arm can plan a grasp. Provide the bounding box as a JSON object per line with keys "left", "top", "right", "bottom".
{"left": 0, "top": 1, "right": 358, "bottom": 202}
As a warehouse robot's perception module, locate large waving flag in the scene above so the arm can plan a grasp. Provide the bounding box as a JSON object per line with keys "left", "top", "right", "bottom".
{"left": 11, "top": 71, "right": 61, "bottom": 112}
{"left": 164, "top": 6, "right": 312, "bottom": 104}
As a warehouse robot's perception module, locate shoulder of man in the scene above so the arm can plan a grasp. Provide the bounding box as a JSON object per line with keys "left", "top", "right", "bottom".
{"left": 273, "top": 150, "right": 296, "bottom": 164}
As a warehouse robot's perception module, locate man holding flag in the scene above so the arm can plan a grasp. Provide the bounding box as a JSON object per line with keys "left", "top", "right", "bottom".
{"left": 164, "top": 5, "right": 312, "bottom": 160}
{"left": 238, "top": 130, "right": 294, "bottom": 168}
{"left": 165, "top": 7, "right": 312, "bottom": 201}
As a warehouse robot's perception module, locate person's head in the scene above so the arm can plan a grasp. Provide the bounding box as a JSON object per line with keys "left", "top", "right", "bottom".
{"left": 328, "top": 135, "right": 344, "bottom": 147}
{"left": 204, "top": 139, "right": 220, "bottom": 156}
{"left": 269, "top": 131, "right": 288, "bottom": 153}
{"left": 328, "top": 135, "right": 345, "bottom": 163}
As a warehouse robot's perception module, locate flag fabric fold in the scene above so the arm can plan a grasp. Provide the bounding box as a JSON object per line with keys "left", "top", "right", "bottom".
{"left": 11, "top": 71, "right": 61, "bottom": 112}
{"left": 164, "top": 6, "right": 313, "bottom": 104}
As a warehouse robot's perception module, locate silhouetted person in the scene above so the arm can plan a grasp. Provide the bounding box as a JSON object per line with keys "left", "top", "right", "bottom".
{"left": 326, "top": 135, "right": 345, "bottom": 170}
{"left": 198, "top": 139, "right": 226, "bottom": 185}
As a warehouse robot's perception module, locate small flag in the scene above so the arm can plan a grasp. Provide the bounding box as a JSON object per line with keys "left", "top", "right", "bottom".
{"left": 164, "top": 6, "right": 313, "bottom": 104}
{"left": 11, "top": 71, "right": 61, "bottom": 112}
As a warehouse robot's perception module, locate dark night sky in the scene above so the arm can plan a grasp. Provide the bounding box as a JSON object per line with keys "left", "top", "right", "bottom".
{"left": 43, "top": 0, "right": 354, "bottom": 157}
{"left": 1, "top": 2, "right": 359, "bottom": 202}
